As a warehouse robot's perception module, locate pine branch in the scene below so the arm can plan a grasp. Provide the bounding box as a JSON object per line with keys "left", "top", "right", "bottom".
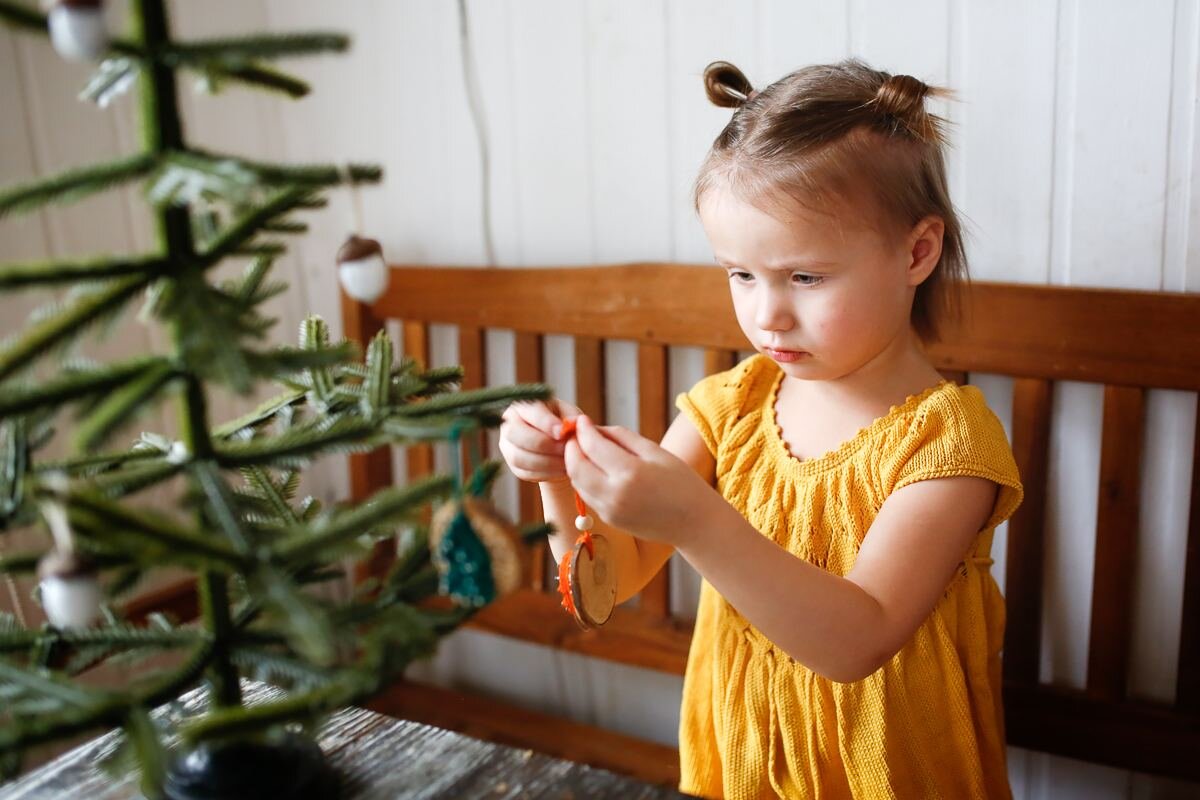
{"left": 162, "top": 33, "right": 349, "bottom": 65}
{"left": 197, "top": 187, "right": 314, "bottom": 265}
{"left": 0, "top": 551, "right": 39, "bottom": 574}
{"left": 179, "top": 677, "right": 361, "bottom": 745}
{"left": 273, "top": 475, "right": 454, "bottom": 568}
{"left": 175, "top": 148, "right": 381, "bottom": 189}
{"left": 60, "top": 489, "right": 250, "bottom": 571}
{"left": 0, "top": 255, "right": 167, "bottom": 289}
{"left": 243, "top": 342, "right": 357, "bottom": 379}
{"left": 0, "top": 357, "right": 168, "bottom": 418}
{"left": 200, "top": 62, "right": 311, "bottom": 98}
{"left": 391, "top": 383, "right": 552, "bottom": 417}
{"left": 212, "top": 388, "right": 306, "bottom": 440}
{"left": 361, "top": 330, "right": 392, "bottom": 417}
{"left": 214, "top": 416, "right": 382, "bottom": 468}
{"left": 73, "top": 362, "right": 177, "bottom": 452}
{"left": 0, "top": 625, "right": 205, "bottom": 654}
{"left": 241, "top": 467, "right": 299, "bottom": 525}
{"left": 0, "top": 275, "right": 151, "bottom": 383}
{"left": 0, "top": 153, "right": 158, "bottom": 219}
{"left": 191, "top": 462, "right": 253, "bottom": 554}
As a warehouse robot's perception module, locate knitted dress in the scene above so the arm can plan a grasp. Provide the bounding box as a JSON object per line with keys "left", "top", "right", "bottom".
{"left": 673, "top": 355, "right": 1024, "bottom": 800}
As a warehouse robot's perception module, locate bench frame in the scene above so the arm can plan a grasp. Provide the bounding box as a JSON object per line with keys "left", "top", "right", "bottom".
{"left": 343, "top": 263, "right": 1200, "bottom": 785}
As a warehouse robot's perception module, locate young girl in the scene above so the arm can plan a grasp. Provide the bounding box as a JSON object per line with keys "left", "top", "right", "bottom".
{"left": 499, "top": 58, "right": 1023, "bottom": 800}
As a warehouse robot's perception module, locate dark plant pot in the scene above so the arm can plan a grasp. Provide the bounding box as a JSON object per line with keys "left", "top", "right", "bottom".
{"left": 162, "top": 733, "right": 340, "bottom": 800}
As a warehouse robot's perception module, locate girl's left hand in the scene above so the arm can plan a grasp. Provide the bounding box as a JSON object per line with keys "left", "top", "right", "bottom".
{"left": 561, "top": 414, "right": 714, "bottom": 547}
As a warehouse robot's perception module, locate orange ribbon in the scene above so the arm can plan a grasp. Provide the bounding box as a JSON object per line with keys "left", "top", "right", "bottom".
{"left": 556, "top": 417, "right": 594, "bottom": 615}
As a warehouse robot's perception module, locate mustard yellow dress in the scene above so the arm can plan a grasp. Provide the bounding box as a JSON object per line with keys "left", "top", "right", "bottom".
{"left": 673, "top": 355, "right": 1024, "bottom": 800}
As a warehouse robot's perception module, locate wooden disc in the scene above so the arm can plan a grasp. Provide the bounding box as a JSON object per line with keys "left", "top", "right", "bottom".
{"left": 569, "top": 534, "right": 617, "bottom": 628}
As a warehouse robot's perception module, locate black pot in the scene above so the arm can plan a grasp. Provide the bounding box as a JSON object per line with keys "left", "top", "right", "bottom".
{"left": 162, "top": 732, "right": 340, "bottom": 800}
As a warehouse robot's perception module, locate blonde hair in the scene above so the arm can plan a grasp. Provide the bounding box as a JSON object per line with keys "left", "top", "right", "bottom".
{"left": 693, "top": 59, "right": 967, "bottom": 342}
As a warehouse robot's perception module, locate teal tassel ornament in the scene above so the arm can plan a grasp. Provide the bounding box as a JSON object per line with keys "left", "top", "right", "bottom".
{"left": 434, "top": 507, "right": 496, "bottom": 607}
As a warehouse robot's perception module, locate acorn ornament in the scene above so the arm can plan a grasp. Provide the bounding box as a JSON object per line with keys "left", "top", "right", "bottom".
{"left": 37, "top": 549, "right": 101, "bottom": 629}
{"left": 336, "top": 234, "right": 388, "bottom": 304}
{"left": 429, "top": 496, "right": 526, "bottom": 607}
{"left": 47, "top": 0, "right": 110, "bottom": 62}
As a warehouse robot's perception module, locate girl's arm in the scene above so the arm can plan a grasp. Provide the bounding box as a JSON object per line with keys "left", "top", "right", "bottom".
{"left": 540, "top": 413, "right": 715, "bottom": 605}
{"left": 668, "top": 414, "right": 996, "bottom": 682}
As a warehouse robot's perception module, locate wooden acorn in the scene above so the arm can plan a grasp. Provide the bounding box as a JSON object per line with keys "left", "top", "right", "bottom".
{"left": 336, "top": 234, "right": 388, "bottom": 304}
{"left": 48, "top": 0, "right": 109, "bottom": 62}
{"left": 37, "top": 549, "right": 101, "bottom": 629}
{"left": 428, "top": 496, "right": 527, "bottom": 607}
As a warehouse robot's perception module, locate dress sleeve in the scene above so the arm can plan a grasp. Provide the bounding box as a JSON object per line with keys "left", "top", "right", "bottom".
{"left": 884, "top": 386, "right": 1025, "bottom": 533}
{"left": 674, "top": 359, "right": 758, "bottom": 459}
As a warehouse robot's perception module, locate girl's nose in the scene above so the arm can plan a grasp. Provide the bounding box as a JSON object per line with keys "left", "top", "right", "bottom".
{"left": 755, "top": 289, "right": 795, "bottom": 332}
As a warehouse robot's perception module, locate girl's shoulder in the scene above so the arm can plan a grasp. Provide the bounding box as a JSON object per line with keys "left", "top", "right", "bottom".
{"left": 674, "top": 354, "right": 776, "bottom": 455}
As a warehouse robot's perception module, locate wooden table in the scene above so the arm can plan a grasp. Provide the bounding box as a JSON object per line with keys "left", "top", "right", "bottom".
{"left": 0, "top": 683, "right": 694, "bottom": 799}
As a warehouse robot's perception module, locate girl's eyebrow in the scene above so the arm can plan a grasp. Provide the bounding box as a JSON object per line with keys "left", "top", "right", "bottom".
{"left": 715, "top": 258, "right": 836, "bottom": 270}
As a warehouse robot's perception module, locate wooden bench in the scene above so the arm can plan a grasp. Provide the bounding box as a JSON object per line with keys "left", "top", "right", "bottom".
{"left": 344, "top": 263, "right": 1200, "bottom": 787}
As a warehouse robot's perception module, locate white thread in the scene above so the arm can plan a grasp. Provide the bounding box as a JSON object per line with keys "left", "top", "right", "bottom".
{"left": 341, "top": 163, "right": 366, "bottom": 236}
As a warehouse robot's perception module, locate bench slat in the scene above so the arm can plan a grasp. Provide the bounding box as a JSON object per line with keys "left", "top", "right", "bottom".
{"left": 638, "top": 343, "right": 671, "bottom": 617}
{"left": 515, "top": 331, "right": 548, "bottom": 590}
{"left": 703, "top": 348, "right": 737, "bottom": 376}
{"left": 1003, "top": 378, "right": 1053, "bottom": 686}
{"left": 457, "top": 325, "right": 488, "bottom": 468}
{"left": 1087, "top": 385, "right": 1146, "bottom": 700}
{"left": 575, "top": 336, "right": 606, "bottom": 420}
{"left": 1177, "top": 397, "right": 1200, "bottom": 712}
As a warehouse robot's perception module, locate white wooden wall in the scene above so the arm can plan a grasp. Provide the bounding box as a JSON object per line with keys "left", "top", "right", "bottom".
{"left": 2, "top": 1, "right": 1199, "bottom": 796}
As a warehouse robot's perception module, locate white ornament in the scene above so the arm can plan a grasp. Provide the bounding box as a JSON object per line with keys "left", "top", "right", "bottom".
{"left": 38, "top": 552, "right": 101, "bottom": 629}
{"left": 166, "top": 440, "right": 190, "bottom": 464}
{"left": 336, "top": 235, "right": 388, "bottom": 304}
{"left": 574, "top": 514, "right": 594, "bottom": 532}
{"left": 48, "top": 1, "right": 109, "bottom": 63}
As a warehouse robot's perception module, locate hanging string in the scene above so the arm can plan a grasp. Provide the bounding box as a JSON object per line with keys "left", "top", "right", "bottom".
{"left": 340, "top": 163, "right": 366, "bottom": 237}
{"left": 555, "top": 417, "right": 594, "bottom": 617}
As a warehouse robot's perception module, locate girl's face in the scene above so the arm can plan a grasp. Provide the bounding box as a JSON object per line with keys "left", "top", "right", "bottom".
{"left": 697, "top": 186, "right": 940, "bottom": 383}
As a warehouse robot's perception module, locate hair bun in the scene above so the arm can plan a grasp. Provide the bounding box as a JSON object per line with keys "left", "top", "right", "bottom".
{"left": 872, "top": 73, "right": 930, "bottom": 120}
{"left": 703, "top": 60, "right": 755, "bottom": 109}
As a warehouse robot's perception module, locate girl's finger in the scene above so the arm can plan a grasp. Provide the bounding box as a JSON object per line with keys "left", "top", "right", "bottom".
{"left": 511, "top": 401, "right": 562, "bottom": 438}
{"left": 594, "top": 422, "right": 660, "bottom": 458}
{"left": 573, "top": 415, "right": 636, "bottom": 467}
{"left": 502, "top": 416, "right": 565, "bottom": 455}
{"left": 564, "top": 437, "right": 609, "bottom": 489}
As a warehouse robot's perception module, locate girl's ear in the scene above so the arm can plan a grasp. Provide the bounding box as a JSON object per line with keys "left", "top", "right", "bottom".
{"left": 906, "top": 215, "right": 944, "bottom": 286}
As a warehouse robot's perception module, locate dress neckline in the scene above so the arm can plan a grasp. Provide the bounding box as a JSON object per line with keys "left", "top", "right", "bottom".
{"left": 764, "top": 365, "right": 951, "bottom": 478}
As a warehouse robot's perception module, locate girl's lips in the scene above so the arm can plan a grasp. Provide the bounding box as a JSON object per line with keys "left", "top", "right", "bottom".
{"left": 764, "top": 347, "right": 808, "bottom": 362}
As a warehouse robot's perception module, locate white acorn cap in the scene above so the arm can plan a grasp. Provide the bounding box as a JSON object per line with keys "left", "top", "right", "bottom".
{"left": 38, "top": 550, "right": 101, "bottom": 629}
{"left": 336, "top": 234, "right": 388, "bottom": 304}
{"left": 48, "top": 0, "right": 109, "bottom": 62}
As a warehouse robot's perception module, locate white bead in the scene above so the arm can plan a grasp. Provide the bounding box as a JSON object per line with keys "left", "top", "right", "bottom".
{"left": 338, "top": 253, "right": 388, "bottom": 304}
{"left": 40, "top": 574, "right": 102, "bottom": 629}
{"left": 574, "top": 514, "right": 593, "bottom": 532}
{"left": 166, "top": 440, "right": 190, "bottom": 464}
{"left": 48, "top": 5, "right": 109, "bottom": 62}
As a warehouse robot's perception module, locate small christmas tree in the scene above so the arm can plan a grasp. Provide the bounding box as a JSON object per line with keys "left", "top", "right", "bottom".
{"left": 0, "top": 1, "right": 549, "bottom": 796}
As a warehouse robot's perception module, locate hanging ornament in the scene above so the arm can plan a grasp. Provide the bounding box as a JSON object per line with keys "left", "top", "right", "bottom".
{"left": 335, "top": 164, "right": 388, "bottom": 304}
{"left": 336, "top": 234, "right": 388, "bottom": 304}
{"left": 47, "top": 0, "right": 110, "bottom": 63}
{"left": 555, "top": 418, "right": 617, "bottom": 629}
{"left": 429, "top": 496, "right": 526, "bottom": 607}
{"left": 36, "top": 473, "right": 100, "bottom": 629}
{"left": 37, "top": 549, "right": 101, "bottom": 629}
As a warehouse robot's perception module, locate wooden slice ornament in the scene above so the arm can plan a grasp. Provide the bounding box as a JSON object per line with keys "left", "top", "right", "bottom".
{"left": 556, "top": 418, "right": 617, "bottom": 629}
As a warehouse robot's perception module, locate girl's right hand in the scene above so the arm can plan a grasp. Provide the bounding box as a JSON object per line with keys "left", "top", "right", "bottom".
{"left": 498, "top": 399, "right": 583, "bottom": 484}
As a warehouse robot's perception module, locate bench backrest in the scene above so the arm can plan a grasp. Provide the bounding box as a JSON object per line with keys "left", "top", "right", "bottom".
{"left": 344, "top": 263, "right": 1200, "bottom": 781}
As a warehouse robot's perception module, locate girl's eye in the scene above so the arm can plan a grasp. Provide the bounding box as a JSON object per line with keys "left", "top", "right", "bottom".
{"left": 792, "top": 273, "right": 823, "bottom": 286}
{"left": 730, "top": 271, "right": 754, "bottom": 283}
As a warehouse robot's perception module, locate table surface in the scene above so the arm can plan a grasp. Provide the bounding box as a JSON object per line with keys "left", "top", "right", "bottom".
{"left": 0, "top": 683, "right": 694, "bottom": 799}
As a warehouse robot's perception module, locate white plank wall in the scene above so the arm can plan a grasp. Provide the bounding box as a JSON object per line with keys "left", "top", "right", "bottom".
{"left": 2, "top": 0, "right": 1199, "bottom": 796}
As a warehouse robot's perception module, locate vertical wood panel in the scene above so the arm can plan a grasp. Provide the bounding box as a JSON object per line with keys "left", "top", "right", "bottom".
{"left": 1087, "top": 385, "right": 1146, "bottom": 700}
{"left": 1004, "top": 378, "right": 1053, "bottom": 687}
{"left": 404, "top": 320, "right": 434, "bottom": 486}
{"left": 638, "top": 343, "right": 670, "bottom": 617}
